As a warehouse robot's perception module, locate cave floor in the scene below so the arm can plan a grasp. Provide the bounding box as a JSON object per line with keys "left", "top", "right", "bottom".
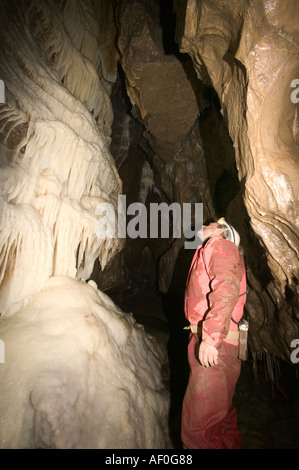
{"left": 115, "top": 290, "right": 299, "bottom": 450}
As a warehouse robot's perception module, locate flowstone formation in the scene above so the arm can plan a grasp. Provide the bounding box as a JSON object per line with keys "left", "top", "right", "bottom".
{"left": 0, "top": 0, "right": 122, "bottom": 315}
{"left": 0, "top": 277, "right": 169, "bottom": 449}
{"left": 0, "top": 0, "right": 169, "bottom": 449}
{"left": 174, "top": 0, "right": 299, "bottom": 359}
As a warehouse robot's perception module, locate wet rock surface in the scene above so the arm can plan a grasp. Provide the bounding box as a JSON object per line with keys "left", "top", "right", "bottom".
{"left": 174, "top": 0, "right": 299, "bottom": 359}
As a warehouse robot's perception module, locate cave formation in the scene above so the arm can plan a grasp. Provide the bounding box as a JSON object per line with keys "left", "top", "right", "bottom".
{"left": 0, "top": 0, "right": 298, "bottom": 450}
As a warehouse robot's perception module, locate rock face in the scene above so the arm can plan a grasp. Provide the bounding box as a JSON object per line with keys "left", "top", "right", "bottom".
{"left": 174, "top": 0, "right": 299, "bottom": 358}
{"left": 174, "top": 0, "right": 299, "bottom": 291}
{"left": 117, "top": 0, "right": 200, "bottom": 163}
{"left": 114, "top": 0, "right": 216, "bottom": 293}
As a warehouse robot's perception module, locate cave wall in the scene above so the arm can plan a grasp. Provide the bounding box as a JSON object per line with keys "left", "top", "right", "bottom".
{"left": 88, "top": 0, "right": 299, "bottom": 360}
{"left": 172, "top": 0, "right": 299, "bottom": 359}
{"left": 174, "top": 0, "right": 299, "bottom": 292}
{"left": 91, "top": 67, "right": 172, "bottom": 297}
{"left": 111, "top": 0, "right": 218, "bottom": 295}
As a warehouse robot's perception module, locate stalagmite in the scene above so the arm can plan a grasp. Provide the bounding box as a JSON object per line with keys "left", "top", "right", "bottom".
{"left": 0, "top": 277, "right": 169, "bottom": 449}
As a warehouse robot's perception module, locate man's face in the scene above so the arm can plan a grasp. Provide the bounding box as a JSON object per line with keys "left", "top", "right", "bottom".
{"left": 202, "top": 223, "right": 223, "bottom": 242}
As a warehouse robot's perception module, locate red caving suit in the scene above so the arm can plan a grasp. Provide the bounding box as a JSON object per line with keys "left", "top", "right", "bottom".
{"left": 181, "top": 235, "right": 246, "bottom": 449}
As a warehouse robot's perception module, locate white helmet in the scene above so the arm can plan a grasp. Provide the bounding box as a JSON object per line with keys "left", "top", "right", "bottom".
{"left": 217, "top": 218, "right": 240, "bottom": 247}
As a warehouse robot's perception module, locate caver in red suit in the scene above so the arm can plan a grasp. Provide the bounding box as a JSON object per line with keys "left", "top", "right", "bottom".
{"left": 181, "top": 220, "right": 246, "bottom": 449}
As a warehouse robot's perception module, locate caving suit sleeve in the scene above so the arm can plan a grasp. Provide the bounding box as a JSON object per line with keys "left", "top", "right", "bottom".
{"left": 202, "top": 238, "right": 243, "bottom": 349}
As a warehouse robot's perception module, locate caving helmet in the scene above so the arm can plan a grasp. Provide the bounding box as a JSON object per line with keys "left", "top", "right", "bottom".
{"left": 217, "top": 217, "right": 240, "bottom": 247}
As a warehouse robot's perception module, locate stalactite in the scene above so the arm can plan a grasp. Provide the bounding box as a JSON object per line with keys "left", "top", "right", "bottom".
{"left": 0, "top": 0, "right": 124, "bottom": 314}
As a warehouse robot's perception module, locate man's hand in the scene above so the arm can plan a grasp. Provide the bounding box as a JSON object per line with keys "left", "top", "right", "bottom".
{"left": 198, "top": 341, "right": 219, "bottom": 367}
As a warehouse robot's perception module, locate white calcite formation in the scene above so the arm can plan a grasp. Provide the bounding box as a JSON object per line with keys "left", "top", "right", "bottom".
{"left": 0, "top": 277, "right": 169, "bottom": 448}
{"left": 0, "top": 0, "right": 122, "bottom": 316}
{"left": 0, "top": 0, "right": 169, "bottom": 448}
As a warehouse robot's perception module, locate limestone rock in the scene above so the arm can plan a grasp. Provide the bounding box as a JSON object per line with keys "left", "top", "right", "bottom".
{"left": 174, "top": 0, "right": 299, "bottom": 292}
{"left": 117, "top": 0, "right": 200, "bottom": 162}
{"left": 174, "top": 0, "right": 299, "bottom": 358}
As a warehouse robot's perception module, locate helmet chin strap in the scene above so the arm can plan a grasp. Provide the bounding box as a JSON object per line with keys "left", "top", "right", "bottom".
{"left": 225, "top": 221, "right": 235, "bottom": 244}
